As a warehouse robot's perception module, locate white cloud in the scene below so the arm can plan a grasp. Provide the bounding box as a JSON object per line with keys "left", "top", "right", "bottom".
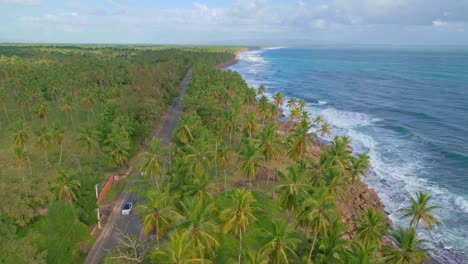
{"left": 0, "top": 0, "right": 40, "bottom": 4}
{"left": 432, "top": 19, "right": 465, "bottom": 32}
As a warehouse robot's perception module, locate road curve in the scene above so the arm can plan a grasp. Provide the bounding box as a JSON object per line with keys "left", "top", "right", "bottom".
{"left": 85, "top": 70, "right": 192, "bottom": 264}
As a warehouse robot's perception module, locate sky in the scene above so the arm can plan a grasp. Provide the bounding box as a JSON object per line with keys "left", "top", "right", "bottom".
{"left": 1, "top": 0, "right": 468, "bottom": 45}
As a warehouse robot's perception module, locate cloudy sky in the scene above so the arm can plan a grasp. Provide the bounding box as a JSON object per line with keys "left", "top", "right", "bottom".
{"left": 1, "top": 0, "right": 467, "bottom": 45}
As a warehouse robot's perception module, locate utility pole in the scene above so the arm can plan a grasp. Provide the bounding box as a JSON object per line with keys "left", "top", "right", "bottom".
{"left": 95, "top": 184, "right": 101, "bottom": 229}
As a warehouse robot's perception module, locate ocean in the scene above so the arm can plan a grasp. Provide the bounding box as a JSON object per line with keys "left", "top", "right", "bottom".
{"left": 227, "top": 46, "right": 468, "bottom": 263}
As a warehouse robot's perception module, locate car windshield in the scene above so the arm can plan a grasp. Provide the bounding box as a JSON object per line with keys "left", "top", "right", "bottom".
{"left": 123, "top": 203, "right": 131, "bottom": 210}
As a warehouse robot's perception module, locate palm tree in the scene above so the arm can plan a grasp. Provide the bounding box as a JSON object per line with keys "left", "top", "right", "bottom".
{"left": 221, "top": 189, "right": 258, "bottom": 264}
{"left": 180, "top": 197, "right": 220, "bottom": 258}
{"left": 60, "top": 95, "right": 76, "bottom": 123}
{"left": 140, "top": 137, "right": 166, "bottom": 190}
{"left": 136, "top": 190, "right": 182, "bottom": 249}
{"left": 12, "top": 121, "right": 32, "bottom": 175}
{"left": 288, "top": 108, "right": 300, "bottom": 122}
{"left": 317, "top": 121, "right": 332, "bottom": 138}
{"left": 274, "top": 163, "right": 310, "bottom": 220}
{"left": 257, "top": 85, "right": 266, "bottom": 97}
{"left": 174, "top": 115, "right": 194, "bottom": 145}
{"left": 298, "top": 99, "right": 306, "bottom": 112}
{"left": 107, "top": 136, "right": 131, "bottom": 170}
{"left": 398, "top": 192, "right": 439, "bottom": 232}
{"left": 315, "top": 223, "right": 347, "bottom": 263}
{"left": 296, "top": 188, "right": 337, "bottom": 263}
{"left": 35, "top": 101, "right": 49, "bottom": 126}
{"left": 78, "top": 126, "right": 99, "bottom": 153}
{"left": 218, "top": 143, "right": 229, "bottom": 194}
{"left": 225, "top": 109, "right": 239, "bottom": 146}
{"left": 322, "top": 167, "right": 347, "bottom": 199}
{"left": 354, "top": 207, "right": 387, "bottom": 249}
{"left": 52, "top": 121, "right": 65, "bottom": 166}
{"left": 183, "top": 142, "right": 212, "bottom": 178}
{"left": 258, "top": 123, "right": 283, "bottom": 186}
{"left": 345, "top": 241, "right": 380, "bottom": 264}
{"left": 314, "top": 115, "right": 324, "bottom": 127}
{"left": 81, "top": 90, "right": 96, "bottom": 120}
{"left": 286, "top": 98, "right": 296, "bottom": 112}
{"left": 0, "top": 88, "right": 9, "bottom": 122}
{"left": 244, "top": 249, "right": 268, "bottom": 264}
{"left": 348, "top": 153, "right": 371, "bottom": 183}
{"left": 152, "top": 231, "right": 209, "bottom": 263}
{"left": 261, "top": 220, "right": 300, "bottom": 264}
{"left": 35, "top": 126, "right": 51, "bottom": 166}
{"left": 239, "top": 141, "right": 263, "bottom": 189}
{"left": 51, "top": 169, "right": 81, "bottom": 203}
{"left": 384, "top": 227, "right": 432, "bottom": 264}
{"left": 326, "top": 136, "right": 352, "bottom": 174}
{"left": 288, "top": 118, "right": 315, "bottom": 161}
{"left": 273, "top": 92, "right": 284, "bottom": 113}
{"left": 243, "top": 111, "right": 258, "bottom": 140}
{"left": 258, "top": 96, "right": 269, "bottom": 125}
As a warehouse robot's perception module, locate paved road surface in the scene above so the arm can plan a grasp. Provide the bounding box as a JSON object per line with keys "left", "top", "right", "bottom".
{"left": 85, "top": 70, "right": 192, "bottom": 264}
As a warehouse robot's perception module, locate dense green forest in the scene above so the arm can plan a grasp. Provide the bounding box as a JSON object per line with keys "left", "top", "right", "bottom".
{"left": 104, "top": 64, "right": 438, "bottom": 263}
{"left": 0, "top": 45, "right": 235, "bottom": 263}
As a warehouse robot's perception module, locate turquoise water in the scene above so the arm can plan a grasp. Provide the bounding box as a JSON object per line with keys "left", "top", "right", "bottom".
{"left": 228, "top": 47, "right": 468, "bottom": 263}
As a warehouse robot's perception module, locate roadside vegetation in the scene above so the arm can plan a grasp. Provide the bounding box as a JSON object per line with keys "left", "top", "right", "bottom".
{"left": 0, "top": 45, "right": 235, "bottom": 263}
{"left": 106, "top": 64, "right": 438, "bottom": 263}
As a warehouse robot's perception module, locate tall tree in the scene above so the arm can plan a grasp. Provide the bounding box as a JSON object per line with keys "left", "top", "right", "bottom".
{"left": 183, "top": 142, "right": 212, "bottom": 178}
{"left": 258, "top": 123, "right": 283, "bottom": 186}
{"left": 384, "top": 227, "right": 432, "bottom": 264}
{"left": 180, "top": 197, "right": 220, "bottom": 258}
{"left": 296, "top": 188, "right": 337, "bottom": 263}
{"left": 78, "top": 126, "right": 99, "bottom": 153}
{"left": 35, "top": 126, "right": 51, "bottom": 166}
{"left": 273, "top": 92, "right": 284, "bottom": 114}
{"left": 274, "top": 163, "right": 310, "bottom": 220}
{"left": 136, "top": 190, "right": 181, "bottom": 249}
{"left": 398, "top": 192, "right": 439, "bottom": 232}
{"left": 261, "top": 220, "right": 300, "bottom": 264}
{"left": 286, "top": 98, "right": 296, "bottom": 112}
{"left": 51, "top": 170, "right": 81, "bottom": 204}
{"left": 243, "top": 111, "right": 258, "bottom": 140}
{"left": 348, "top": 153, "right": 370, "bottom": 183}
{"left": 52, "top": 121, "right": 65, "bottom": 166}
{"left": 0, "top": 88, "right": 9, "bottom": 122}
{"left": 35, "top": 102, "right": 49, "bottom": 126}
{"left": 60, "top": 95, "right": 76, "bottom": 123}
{"left": 140, "top": 137, "right": 166, "bottom": 190}
{"left": 257, "top": 85, "right": 265, "bottom": 97}
{"left": 12, "top": 121, "right": 32, "bottom": 175}
{"left": 354, "top": 208, "right": 387, "bottom": 249}
{"left": 239, "top": 141, "right": 263, "bottom": 189}
{"left": 288, "top": 118, "right": 315, "bottom": 161}
{"left": 221, "top": 189, "right": 258, "bottom": 264}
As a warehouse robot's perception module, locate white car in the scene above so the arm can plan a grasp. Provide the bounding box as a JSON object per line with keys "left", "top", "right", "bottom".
{"left": 121, "top": 202, "right": 133, "bottom": 215}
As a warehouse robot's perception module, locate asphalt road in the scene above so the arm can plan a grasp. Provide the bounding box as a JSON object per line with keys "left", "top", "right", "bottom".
{"left": 85, "top": 70, "right": 192, "bottom": 264}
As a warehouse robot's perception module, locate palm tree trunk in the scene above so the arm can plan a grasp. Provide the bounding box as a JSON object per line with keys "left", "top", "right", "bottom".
{"left": 2, "top": 102, "right": 9, "bottom": 122}
{"left": 154, "top": 173, "right": 160, "bottom": 191}
{"left": 308, "top": 232, "right": 318, "bottom": 263}
{"left": 215, "top": 140, "right": 218, "bottom": 179}
{"left": 91, "top": 108, "right": 96, "bottom": 119}
{"left": 238, "top": 229, "right": 242, "bottom": 264}
{"left": 44, "top": 150, "right": 49, "bottom": 167}
{"left": 224, "top": 168, "right": 227, "bottom": 195}
{"left": 24, "top": 145, "right": 32, "bottom": 176}
{"left": 267, "top": 160, "right": 271, "bottom": 187}
{"left": 59, "top": 143, "right": 63, "bottom": 166}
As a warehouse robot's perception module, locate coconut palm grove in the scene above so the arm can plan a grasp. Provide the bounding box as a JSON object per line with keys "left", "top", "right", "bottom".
{"left": 0, "top": 45, "right": 439, "bottom": 263}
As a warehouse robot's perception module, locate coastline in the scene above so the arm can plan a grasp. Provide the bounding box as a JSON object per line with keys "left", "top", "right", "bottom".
{"left": 222, "top": 49, "right": 391, "bottom": 240}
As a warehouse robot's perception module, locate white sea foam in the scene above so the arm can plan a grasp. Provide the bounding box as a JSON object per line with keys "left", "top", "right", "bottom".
{"left": 454, "top": 196, "right": 468, "bottom": 213}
